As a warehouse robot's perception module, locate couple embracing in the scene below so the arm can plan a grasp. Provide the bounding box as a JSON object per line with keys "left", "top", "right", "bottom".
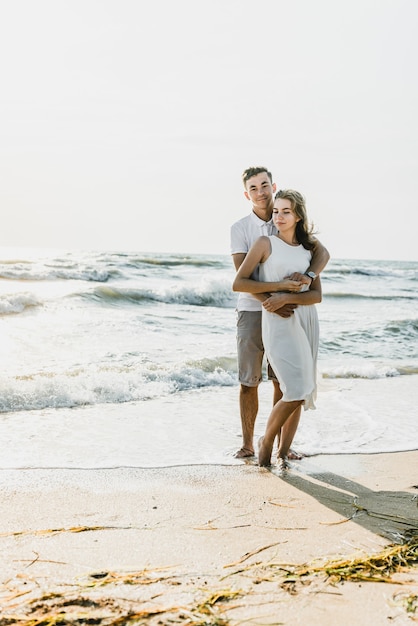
{"left": 230, "top": 167, "right": 330, "bottom": 467}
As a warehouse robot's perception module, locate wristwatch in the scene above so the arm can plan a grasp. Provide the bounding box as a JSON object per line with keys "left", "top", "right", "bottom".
{"left": 305, "top": 271, "right": 317, "bottom": 281}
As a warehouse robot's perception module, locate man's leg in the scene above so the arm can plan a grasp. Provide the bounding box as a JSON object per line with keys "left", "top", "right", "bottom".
{"left": 235, "top": 311, "right": 263, "bottom": 458}
{"left": 235, "top": 384, "right": 258, "bottom": 457}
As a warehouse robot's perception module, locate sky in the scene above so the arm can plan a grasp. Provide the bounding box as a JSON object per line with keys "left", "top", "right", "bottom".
{"left": 1, "top": 0, "right": 417, "bottom": 262}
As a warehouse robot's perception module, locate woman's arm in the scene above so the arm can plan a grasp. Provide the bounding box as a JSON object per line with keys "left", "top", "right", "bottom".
{"left": 263, "top": 276, "right": 322, "bottom": 312}
{"left": 232, "top": 237, "right": 304, "bottom": 294}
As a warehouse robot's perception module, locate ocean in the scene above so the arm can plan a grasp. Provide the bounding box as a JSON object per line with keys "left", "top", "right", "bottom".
{"left": 0, "top": 248, "right": 417, "bottom": 470}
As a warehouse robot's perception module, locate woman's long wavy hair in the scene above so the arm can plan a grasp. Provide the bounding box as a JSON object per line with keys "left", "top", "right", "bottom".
{"left": 274, "top": 189, "right": 316, "bottom": 251}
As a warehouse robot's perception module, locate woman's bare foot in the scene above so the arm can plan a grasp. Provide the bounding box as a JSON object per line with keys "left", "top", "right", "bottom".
{"left": 287, "top": 449, "right": 304, "bottom": 461}
{"left": 277, "top": 456, "right": 289, "bottom": 471}
{"left": 234, "top": 447, "right": 254, "bottom": 458}
{"left": 258, "top": 437, "right": 272, "bottom": 467}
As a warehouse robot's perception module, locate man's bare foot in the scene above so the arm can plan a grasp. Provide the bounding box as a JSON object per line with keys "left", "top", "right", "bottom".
{"left": 234, "top": 447, "right": 254, "bottom": 458}
{"left": 258, "top": 437, "right": 272, "bottom": 467}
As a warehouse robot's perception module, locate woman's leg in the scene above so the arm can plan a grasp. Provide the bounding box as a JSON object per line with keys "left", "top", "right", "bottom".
{"left": 272, "top": 381, "right": 302, "bottom": 460}
{"left": 278, "top": 406, "right": 302, "bottom": 460}
{"left": 258, "top": 399, "right": 304, "bottom": 466}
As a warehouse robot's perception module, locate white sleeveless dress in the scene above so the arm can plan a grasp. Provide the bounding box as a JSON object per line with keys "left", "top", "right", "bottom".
{"left": 259, "top": 236, "right": 319, "bottom": 410}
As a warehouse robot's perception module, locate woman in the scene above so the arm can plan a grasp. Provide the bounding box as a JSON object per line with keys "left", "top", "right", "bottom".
{"left": 232, "top": 189, "right": 322, "bottom": 466}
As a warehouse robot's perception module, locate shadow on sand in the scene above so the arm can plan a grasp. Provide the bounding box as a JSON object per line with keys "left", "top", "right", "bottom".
{"left": 271, "top": 458, "right": 417, "bottom": 543}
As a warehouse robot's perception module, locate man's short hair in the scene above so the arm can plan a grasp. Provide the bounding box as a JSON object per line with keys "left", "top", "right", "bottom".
{"left": 242, "top": 166, "right": 273, "bottom": 187}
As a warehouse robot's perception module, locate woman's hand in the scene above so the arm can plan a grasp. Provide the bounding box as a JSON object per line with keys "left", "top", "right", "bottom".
{"left": 287, "top": 272, "right": 311, "bottom": 286}
{"left": 280, "top": 278, "right": 304, "bottom": 292}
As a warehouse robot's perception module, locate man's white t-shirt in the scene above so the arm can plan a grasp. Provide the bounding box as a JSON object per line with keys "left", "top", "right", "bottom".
{"left": 230, "top": 211, "right": 277, "bottom": 312}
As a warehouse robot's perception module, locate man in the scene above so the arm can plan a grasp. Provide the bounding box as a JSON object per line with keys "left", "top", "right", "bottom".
{"left": 230, "top": 166, "right": 330, "bottom": 460}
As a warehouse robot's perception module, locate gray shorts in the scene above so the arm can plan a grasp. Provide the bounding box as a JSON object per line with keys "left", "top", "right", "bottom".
{"left": 236, "top": 310, "right": 277, "bottom": 386}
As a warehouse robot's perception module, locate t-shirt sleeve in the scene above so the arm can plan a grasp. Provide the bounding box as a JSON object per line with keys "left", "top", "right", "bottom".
{"left": 230, "top": 221, "right": 249, "bottom": 255}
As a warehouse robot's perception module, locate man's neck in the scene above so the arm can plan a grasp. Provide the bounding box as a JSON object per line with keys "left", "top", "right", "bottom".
{"left": 252, "top": 206, "right": 273, "bottom": 222}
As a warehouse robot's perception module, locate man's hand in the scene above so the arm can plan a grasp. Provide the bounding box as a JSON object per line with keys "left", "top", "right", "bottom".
{"left": 275, "top": 303, "right": 297, "bottom": 318}
{"left": 263, "top": 293, "right": 297, "bottom": 317}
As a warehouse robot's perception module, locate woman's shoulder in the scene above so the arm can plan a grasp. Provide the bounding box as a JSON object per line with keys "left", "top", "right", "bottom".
{"left": 252, "top": 235, "right": 273, "bottom": 262}
{"left": 254, "top": 234, "right": 272, "bottom": 246}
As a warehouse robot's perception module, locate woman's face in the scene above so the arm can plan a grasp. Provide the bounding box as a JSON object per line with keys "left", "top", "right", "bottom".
{"left": 272, "top": 198, "right": 300, "bottom": 233}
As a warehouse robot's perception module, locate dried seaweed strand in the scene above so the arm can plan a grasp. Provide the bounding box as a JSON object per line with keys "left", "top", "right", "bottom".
{"left": 1, "top": 604, "right": 171, "bottom": 626}
{"left": 223, "top": 542, "right": 284, "bottom": 568}
{"left": 268, "top": 499, "right": 297, "bottom": 508}
{"left": 0, "top": 524, "right": 136, "bottom": 537}
{"left": 83, "top": 565, "right": 177, "bottom": 587}
{"left": 193, "top": 524, "right": 251, "bottom": 531}
{"left": 319, "top": 515, "right": 355, "bottom": 526}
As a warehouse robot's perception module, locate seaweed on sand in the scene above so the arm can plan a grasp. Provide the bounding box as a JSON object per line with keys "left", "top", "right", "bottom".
{"left": 294, "top": 532, "right": 418, "bottom": 583}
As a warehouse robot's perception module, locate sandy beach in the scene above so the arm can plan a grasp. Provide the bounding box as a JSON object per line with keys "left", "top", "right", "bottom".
{"left": 1, "top": 450, "right": 417, "bottom": 625}
{"left": 1, "top": 250, "right": 417, "bottom": 624}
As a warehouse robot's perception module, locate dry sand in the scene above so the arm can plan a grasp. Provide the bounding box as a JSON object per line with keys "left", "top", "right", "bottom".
{"left": 0, "top": 451, "right": 417, "bottom": 625}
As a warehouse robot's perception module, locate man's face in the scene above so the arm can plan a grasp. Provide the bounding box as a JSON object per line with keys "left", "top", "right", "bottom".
{"left": 244, "top": 172, "right": 276, "bottom": 212}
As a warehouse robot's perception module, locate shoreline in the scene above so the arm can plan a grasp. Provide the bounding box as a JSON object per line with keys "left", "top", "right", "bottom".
{"left": 1, "top": 375, "right": 418, "bottom": 473}
{"left": 1, "top": 451, "right": 417, "bottom": 624}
